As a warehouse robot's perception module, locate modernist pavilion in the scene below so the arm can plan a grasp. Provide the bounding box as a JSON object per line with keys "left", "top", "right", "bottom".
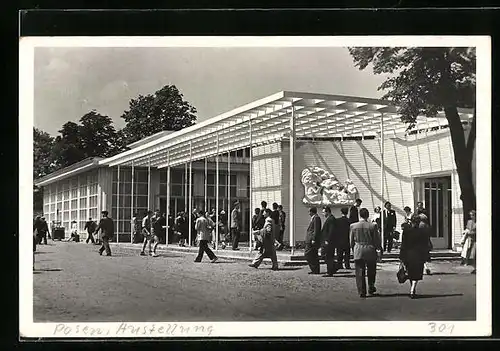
{"left": 35, "top": 91, "right": 475, "bottom": 254}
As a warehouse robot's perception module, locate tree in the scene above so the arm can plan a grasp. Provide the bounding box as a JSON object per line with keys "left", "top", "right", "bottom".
{"left": 53, "top": 111, "right": 126, "bottom": 168}
{"left": 348, "top": 47, "right": 476, "bottom": 225}
{"left": 33, "top": 128, "right": 57, "bottom": 211}
{"left": 121, "top": 85, "right": 197, "bottom": 144}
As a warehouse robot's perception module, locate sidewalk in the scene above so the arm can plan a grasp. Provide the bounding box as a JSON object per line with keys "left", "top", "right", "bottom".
{"left": 112, "top": 241, "right": 461, "bottom": 266}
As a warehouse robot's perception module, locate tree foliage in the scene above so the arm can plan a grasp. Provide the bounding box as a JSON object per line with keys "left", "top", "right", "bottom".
{"left": 348, "top": 47, "right": 476, "bottom": 221}
{"left": 52, "top": 111, "right": 126, "bottom": 168}
{"left": 121, "top": 85, "right": 197, "bottom": 145}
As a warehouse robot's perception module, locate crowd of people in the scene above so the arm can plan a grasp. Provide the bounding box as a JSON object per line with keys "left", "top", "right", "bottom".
{"left": 32, "top": 197, "right": 477, "bottom": 297}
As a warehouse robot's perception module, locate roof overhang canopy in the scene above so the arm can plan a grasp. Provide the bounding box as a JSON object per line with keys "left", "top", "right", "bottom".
{"left": 99, "top": 91, "right": 474, "bottom": 169}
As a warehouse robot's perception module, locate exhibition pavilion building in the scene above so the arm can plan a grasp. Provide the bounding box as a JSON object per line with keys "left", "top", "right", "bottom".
{"left": 34, "top": 91, "right": 475, "bottom": 253}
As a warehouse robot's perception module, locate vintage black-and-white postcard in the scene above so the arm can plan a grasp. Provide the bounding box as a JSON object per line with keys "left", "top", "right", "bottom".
{"left": 20, "top": 35, "right": 491, "bottom": 338}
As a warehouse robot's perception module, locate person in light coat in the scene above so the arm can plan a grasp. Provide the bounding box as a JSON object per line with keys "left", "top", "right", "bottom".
{"left": 194, "top": 210, "right": 218, "bottom": 263}
{"left": 249, "top": 209, "right": 278, "bottom": 270}
{"left": 350, "top": 208, "right": 382, "bottom": 298}
{"left": 461, "top": 210, "right": 476, "bottom": 274}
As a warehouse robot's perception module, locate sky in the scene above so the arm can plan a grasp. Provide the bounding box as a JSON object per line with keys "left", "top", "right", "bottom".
{"left": 34, "top": 46, "right": 388, "bottom": 136}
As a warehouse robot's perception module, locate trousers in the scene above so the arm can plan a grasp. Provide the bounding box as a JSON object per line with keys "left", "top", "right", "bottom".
{"left": 251, "top": 243, "right": 278, "bottom": 269}
{"left": 305, "top": 244, "right": 320, "bottom": 274}
{"left": 195, "top": 240, "right": 217, "bottom": 261}
{"left": 337, "top": 246, "right": 351, "bottom": 268}
{"left": 354, "top": 258, "right": 377, "bottom": 296}
{"left": 99, "top": 236, "right": 112, "bottom": 256}
{"left": 231, "top": 228, "right": 240, "bottom": 249}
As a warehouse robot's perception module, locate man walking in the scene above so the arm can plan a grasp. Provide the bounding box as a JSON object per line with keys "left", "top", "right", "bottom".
{"left": 149, "top": 210, "right": 162, "bottom": 256}
{"left": 95, "top": 210, "right": 114, "bottom": 256}
{"left": 383, "top": 201, "right": 397, "bottom": 253}
{"left": 140, "top": 210, "right": 155, "bottom": 256}
{"left": 194, "top": 210, "right": 218, "bottom": 263}
{"left": 37, "top": 217, "right": 50, "bottom": 245}
{"left": 305, "top": 207, "right": 322, "bottom": 275}
{"left": 349, "top": 198, "right": 362, "bottom": 224}
{"left": 230, "top": 201, "right": 242, "bottom": 250}
{"left": 336, "top": 207, "right": 352, "bottom": 269}
{"left": 321, "top": 206, "right": 337, "bottom": 277}
{"left": 249, "top": 209, "right": 278, "bottom": 270}
{"left": 277, "top": 205, "right": 286, "bottom": 251}
{"left": 84, "top": 217, "right": 97, "bottom": 244}
{"left": 350, "top": 208, "right": 382, "bottom": 298}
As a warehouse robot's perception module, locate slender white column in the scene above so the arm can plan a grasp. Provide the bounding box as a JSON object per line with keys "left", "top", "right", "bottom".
{"left": 184, "top": 163, "right": 188, "bottom": 213}
{"left": 189, "top": 141, "right": 193, "bottom": 247}
{"left": 166, "top": 150, "right": 171, "bottom": 247}
{"left": 117, "top": 165, "right": 120, "bottom": 243}
{"left": 380, "top": 113, "right": 385, "bottom": 248}
{"left": 147, "top": 158, "right": 151, "bottom": 211}
{"left": 227, "top": 151, "right": 231, "bottom": 234}
{"left": 204, "top": 158, "right": 208, "bottom": 211}
{"left": 289, "top": 104, "right": 296, "bottom": 254}
{"left": 131, "top": 161, "right": 134, "bottom": 243}
{"left": 248, "top": 118, "right": 253, "bottom": 252}
{"left": 215, "top": 133, "right": 219, "bottom": 250}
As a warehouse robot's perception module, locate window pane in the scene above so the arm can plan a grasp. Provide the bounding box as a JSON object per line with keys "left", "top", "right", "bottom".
{"left": 136, "top": 170, "right": 148, "bottom": 183}
{"left": 137, "top": 196, "right": 148, "bottom": 208}
{"left": 122, "top": 195, "right": 131, "bottom": 207}
{"left": 63, "top": 201, "right": 69, "bottom": 210}
{"left": 207, "top": 174, "right": 215, "bottom": 185}
{"left": 71, "top": 210, "right": 78, "bottom": 221}
{"left": 80, "top": 209, "right": 87, "bottom": 219}
{"left": 80, "top": 186, "right": 87, "bottom": 196}
{"left": 80, "top": 198, "right": 87, "bottom": 208}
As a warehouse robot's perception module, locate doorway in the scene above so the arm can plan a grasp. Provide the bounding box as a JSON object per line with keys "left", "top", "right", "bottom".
{"left": 417, "top": 176, "right": 452, "bottom": 249}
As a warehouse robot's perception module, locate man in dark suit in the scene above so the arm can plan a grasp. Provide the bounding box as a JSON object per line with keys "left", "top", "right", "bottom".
{"left": 383, "top": 201, "right": 397, "bottom": 253}
{"left": 349, "top": 198, "right": 363, "bottom": 224}
{"left": 305, "top": 207, "right": 322, "bottom": 274}
{"left": 95, "top": 210, "right": 114, "bottom": 256}
{"left": 350, "top": 208, "right": 382, "bottom": 297}
{"left": 336, "top": 207, "right": 352, "bottom": 269}
{"left": 321, "top": 206, "right": 337, "bottom": 277}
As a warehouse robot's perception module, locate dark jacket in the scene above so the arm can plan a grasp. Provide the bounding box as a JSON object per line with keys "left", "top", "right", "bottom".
{"left": 400, "top": 226, "right": 430, "bottom": 264}
{"left": 271, "top": 210, "right": 280, "bottom": 226}
{"left": 96, "top": 217, "right": 114, "bottom": 239}
{"left": 383, "top": 209, "right": 397, "bottom": 231}
{"left": 349, "top": 206, "right": 359, "bottom": 224}
{"left": 84, "top": 220, "right": 97, "bottom": 234}
{"left": 255, "top": 209, "right": 266, "bottom": 229}
{"left": 305, "top": 214, "right": 322, "bottom": 247}
{"left": 336, "top": 215, "right": 351, "bottom": 248}
{"left": 321, "top": 215, "right": 337, "bottom": 246}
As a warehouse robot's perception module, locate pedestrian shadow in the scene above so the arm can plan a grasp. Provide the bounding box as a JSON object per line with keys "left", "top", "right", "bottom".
{"left": 33, "top": 268, "right": 62, "bottom": 272}
{"left": 333, "top": 274, "right": 356, "bottom": 278}
{"left": 34, "top": 252, "right": 50, "bottom": 255}
{"left": 371, "top": 293, "right": 463, "bottom": 298}
{"left": 428, "top": 272, "right": 459, "bottom": 276}
{"left": 276, "top": 267, "right": 303, "bottom": 271}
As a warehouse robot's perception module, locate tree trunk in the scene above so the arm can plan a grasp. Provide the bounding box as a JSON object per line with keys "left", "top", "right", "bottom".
{"left": 444, "top": 106, "right": 476, "bottom": 227}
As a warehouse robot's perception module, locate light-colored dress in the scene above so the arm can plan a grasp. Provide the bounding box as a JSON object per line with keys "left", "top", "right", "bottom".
{"left": 461, "top": 220, "right": 476, "bottom": 260}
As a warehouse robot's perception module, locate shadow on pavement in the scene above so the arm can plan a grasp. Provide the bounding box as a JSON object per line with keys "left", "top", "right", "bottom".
{"left": 276, "top": 267, "right": 303, "bottom": 271}
{"left": 34, "top": 252, "right": 51, "bottom": 255}
{"left": 372, "top": 293, "right": 463, "bottom": 298}
{"left": 33, "top": 268, "right": 63, "bottom": 272}
{"left": 427, "top": 272, "right": 459, "bottom": 275}
{"left": 334, "top": 274, "right": 356, "bottom": 278}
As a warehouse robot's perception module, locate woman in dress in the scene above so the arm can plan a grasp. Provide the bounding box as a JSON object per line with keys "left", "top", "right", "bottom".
{"left": 461, "top": 210, "right": 476, "bottom": 274}
{"left": 399, "top": 214, "right": 431, "bottom": 298}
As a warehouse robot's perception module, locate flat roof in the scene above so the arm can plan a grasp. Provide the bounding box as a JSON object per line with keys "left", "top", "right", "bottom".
{"left": 99, "top": 91, "right": 474, "bottom": 169}
{"left": 34, "top": 157, "right": 102, "bottom": 187}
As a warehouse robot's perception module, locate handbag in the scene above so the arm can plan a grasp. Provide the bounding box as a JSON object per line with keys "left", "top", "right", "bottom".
{"left": 397, "top": 261, "right": 408, "bottom": 284}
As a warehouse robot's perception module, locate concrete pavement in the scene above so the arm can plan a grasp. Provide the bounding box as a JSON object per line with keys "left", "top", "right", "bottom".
{"left": 33, "top": 241, "right": 476, "bottom": 323}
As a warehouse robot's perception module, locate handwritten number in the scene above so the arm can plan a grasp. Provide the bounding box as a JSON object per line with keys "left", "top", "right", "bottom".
{"left": 429, "top": 323, "right": 454, "bottom": 335}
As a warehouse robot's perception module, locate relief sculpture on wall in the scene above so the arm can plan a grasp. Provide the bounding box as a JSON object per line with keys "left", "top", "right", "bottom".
{"left": 301, "top": 167, "right": 359, "bottom": 206}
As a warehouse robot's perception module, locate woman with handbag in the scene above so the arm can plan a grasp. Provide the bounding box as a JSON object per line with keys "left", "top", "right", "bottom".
{"left": 399, "top": 214, "right": 431, "bottom": 299}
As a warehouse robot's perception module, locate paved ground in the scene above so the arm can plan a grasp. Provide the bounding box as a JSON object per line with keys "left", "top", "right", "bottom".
{"left": 33, "top": 241, "right": 476, "bottom": 322}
